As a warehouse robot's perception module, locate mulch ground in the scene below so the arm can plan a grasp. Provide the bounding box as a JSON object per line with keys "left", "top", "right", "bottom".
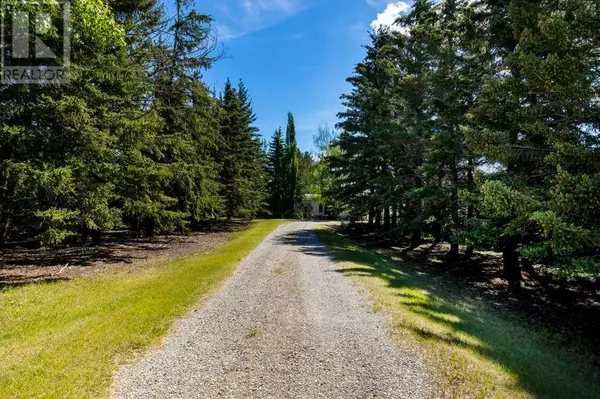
{"left": 0, "top": 221, "right": 249, "bottom": 289}
{"left": 339, "top": 224, "right": 600, "bottom": 358}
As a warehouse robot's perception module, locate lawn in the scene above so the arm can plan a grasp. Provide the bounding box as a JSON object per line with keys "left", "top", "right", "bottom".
{"left": 0, "top": 220, "right": 284, "bottom": 399}
{"left": 316, "top": 227, "right": 600, "bottom": 398}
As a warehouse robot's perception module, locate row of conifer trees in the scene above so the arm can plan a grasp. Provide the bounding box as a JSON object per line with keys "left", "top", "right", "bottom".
{"left": 0, "top": 1, "right": 271, "bottom": 246}
{"left": 329, "top": 0, "right": 600, "bottom": 290}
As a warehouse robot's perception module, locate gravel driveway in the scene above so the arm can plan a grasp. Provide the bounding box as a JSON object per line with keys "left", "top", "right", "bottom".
{"left": 113, "top": 222, "right": 430, "bottom": 398}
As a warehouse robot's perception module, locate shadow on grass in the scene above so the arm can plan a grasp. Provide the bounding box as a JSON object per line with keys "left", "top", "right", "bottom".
{"left": 1, "top": 221, "right": 249, "bottom": 269}
{"left": 0, "top": 275, "right": 69, "bottom": 291}
{"left": 0, "top": 220, "right": 251, "bottom": 288}
{"left": 277, "top": 225, "right": 600, "bottom": 398}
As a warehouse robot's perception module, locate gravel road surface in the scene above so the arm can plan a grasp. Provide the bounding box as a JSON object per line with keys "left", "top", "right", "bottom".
{"left": 113, "top": 222, "right": 430, "bottom": 398}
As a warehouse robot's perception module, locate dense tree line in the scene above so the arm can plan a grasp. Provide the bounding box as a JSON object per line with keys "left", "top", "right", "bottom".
{"left": 0, "top": 0, "right": 267, "bottom": 246}
{"left": 329, "top": 0, "right": 600, "bottom": 291}
{"left": 266, "top": 112, "right": 307, "bottom": 218}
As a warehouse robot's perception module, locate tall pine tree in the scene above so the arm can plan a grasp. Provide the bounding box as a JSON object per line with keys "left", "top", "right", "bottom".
{"left": 284, "top": 112, "right": 300, "bottom": 217}
{"left": 267, "top": 128, "right": 286, "bottom": 218}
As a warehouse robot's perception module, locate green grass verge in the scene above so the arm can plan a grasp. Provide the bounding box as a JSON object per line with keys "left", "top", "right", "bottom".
{"left": 316, "top": 227, "right": 600, "bottom": 398}
{"left": 0, "top": 220, "right": 284, "bottom": 399}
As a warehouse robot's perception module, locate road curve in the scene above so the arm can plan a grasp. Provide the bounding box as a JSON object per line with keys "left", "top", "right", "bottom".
{"left": 113, "top": 222, "right": 430, "bottom": 398}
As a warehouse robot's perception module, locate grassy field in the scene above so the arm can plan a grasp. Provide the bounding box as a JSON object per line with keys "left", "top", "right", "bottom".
{"left": 0, "top": 220, "right": 284, "bottom": 399}
{"left": 316, "top": 228, "right": 600, "bottom": 398}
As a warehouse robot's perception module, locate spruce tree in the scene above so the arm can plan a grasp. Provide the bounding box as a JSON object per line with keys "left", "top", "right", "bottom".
{"left": 267, "top": 128, "right": 286, "bottom": 218}
{"left": 0, "top": 0, "right": 271, "bottom": 246}
{"left": 284, "top": 113, "right": 300, "bottom": 217}
{"left": 330, "top": 0, "right": 600, "bottom": 291}
{"left": 237, "top": 81, "right": 268, "bottom": 218}
{"left": 417, "top": 0, "right": 479, "bottom": 259}
{"left": 218, "top": 79, "right": 266, "bottom": 219}
{"left": 0, "top": 0, "right": 126, "bottom": 245}
{"left": 334, "top": 28, "right": 399, "bottom": 226}
{"left": 463, "top": 0, "right": 600, "bottom": 286}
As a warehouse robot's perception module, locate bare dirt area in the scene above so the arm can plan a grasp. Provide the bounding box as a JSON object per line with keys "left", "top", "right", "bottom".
{"left": 339, "top": 224, "right": 600, "bottom": 357}
{"left": 0, "top": 222, "right": 249, "bottom": 289}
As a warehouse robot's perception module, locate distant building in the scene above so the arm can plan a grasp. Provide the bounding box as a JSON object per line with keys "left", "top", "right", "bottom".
{"left": 302, "top": 194, "right": 327, "bottom": 219}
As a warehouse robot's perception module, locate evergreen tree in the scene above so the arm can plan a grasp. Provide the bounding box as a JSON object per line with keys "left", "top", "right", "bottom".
{"left": 331, "top": 0, "right": 600, "bottom": 292}
{"left": 0, "top": 0, "right": 126, "bottom": 245}
{"left": 284, "top": 112, "right": 300, "bottom": 217}
{"left": 334, "top": 28, "right": 399, "bottom": 226}
{"left": 109, "top": 0, "right": 181, "bottom": 237}
{"left": 237, "top": 81, "right": 268, "bottom": 218}
{"left": 416, "top": 0, "right": 479, "bottom": 259}
{"left": 393, "top": 0, "right": 439, "bottom": 246}
{"left": 265, "top": 113, "right": 314, "bottom": 219}
{"left": 0, "top": 0, "right": 268, "bottom": 245}
{"left": 143, "top": 0, "right": 221, "bottom": 234}
{"left": 218, "top": 79, "right": 266, "bottom": 219}
{"left": 461, "top": 0, "right": 600, "bottom": 288}
{"left": 297, "top": 151, "right": 318, "bottom": 216}
{"left": 314, "top": 125, "right": 344, "bottom": 218}
{"left": 267, "top": 128, "right": 286, "bottom": 218}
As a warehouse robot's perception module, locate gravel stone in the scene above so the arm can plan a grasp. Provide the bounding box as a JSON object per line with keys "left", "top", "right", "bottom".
{"left": 113, "top": 222, "right": 431, "bottom": 398}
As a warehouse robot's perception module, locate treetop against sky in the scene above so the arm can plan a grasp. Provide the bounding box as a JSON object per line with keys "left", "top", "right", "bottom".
{"left": 184, "top": 0, "right": 414, "bottom": 152}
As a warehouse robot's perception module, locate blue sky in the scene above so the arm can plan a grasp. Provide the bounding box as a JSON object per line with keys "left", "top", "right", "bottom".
{"left": 197, "top": 0, "right": 412, "bottom": 153}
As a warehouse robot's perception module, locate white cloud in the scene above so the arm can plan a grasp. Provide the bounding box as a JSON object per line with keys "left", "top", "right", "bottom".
{"left": 370, "top": 2, "right": 411, "bottom": 32}
{"left": 215, "top": 23, "right": 238, "bottom": 40}
{"left": 217, "top": 0, "right": 306, "bottom": 40}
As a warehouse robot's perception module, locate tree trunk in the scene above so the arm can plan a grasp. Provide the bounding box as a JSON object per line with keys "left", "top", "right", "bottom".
{"left": 368, "top": 207, "right": 374, "bottom": 227}
{"left": 464, "top": 246, "right": 474, "bottom": 260}
{"left": 521, "top": 258, "right": 535, "bottom": 275}
{"left": 384, "top": 207, "right": 391, "bottom": 231}
{"left": 82, "top": 228, "right": 103, "bottom": 246}
{"left": 375, "top": 208, "right": 382, "bottom": 229}
{"left": 410, "top": 230, "right": 422, "bottom": 249}
{"left": 0, "top": 215, "right": 9, "bottom": 248}
{"left": 409, "top": 175, "right": 423, "bottom": 249}
{"left": 503, "top": 236, "right": 521, "bottom": 293}
{"left": 391, "top": 205, "right": 398, "bottom": 229}
{"left": 447, "top": 243, "right": 459, "bottom": 262}
{"left": 464, "top": 157, "right": 475, "bottom": 261}
{"left": 144, "top": 221, "right": 156, "bottom": 237}
{"left": 91, "top": 230, "right": 102, "bottom": 245}
{"left": 432, "top": 218, "right": 442, "bottom": 244}
{"left": 447, "top": 155, "right": 460, "bottom": 262}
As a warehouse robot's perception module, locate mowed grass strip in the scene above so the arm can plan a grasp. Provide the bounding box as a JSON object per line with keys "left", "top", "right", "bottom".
{"left": 316, "top": 228, "right": 600, "bottom": 399}
{"left": 0, "top": 220, "right": 284, "bottom": 399}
